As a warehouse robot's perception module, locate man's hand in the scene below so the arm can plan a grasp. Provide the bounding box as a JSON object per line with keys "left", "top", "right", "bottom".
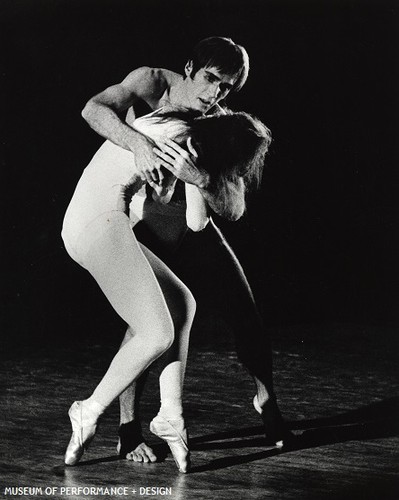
{"left": 153, "top": 138, "right": 210, "bottom": 188}
{"left": 154, "top": 137, "right": 245, "bottom": 221}
{"left": 129, "top": 133, "right": 166, "bottom": 185}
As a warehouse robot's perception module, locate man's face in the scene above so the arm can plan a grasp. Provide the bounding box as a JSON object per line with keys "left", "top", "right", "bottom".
{"left": 183, "top": 63, "right": 237, "bottom": 113}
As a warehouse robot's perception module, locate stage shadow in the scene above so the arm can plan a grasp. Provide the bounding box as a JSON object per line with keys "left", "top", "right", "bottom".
{"left": 54, "top": 443, "right": 169, "bottom": 470}
{"left": 52, "top": 398, "right": 399, "bottom": 474}
{"left": 189, "top": 397, "right": 399, "bottom": 473}
{"left": 292, "top": 396, "right": 399, "bottom": 431}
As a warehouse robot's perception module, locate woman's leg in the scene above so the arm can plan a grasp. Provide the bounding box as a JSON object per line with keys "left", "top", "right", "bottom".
{"left": 138, "top": 244, "right": 195, "bottom": 419}
{"left": 136, "top": 243, "right": 195, "bottom": 473}
{"left": 65, "top": 213, "right": 193, "bottom": 467}
{"left": 84, "top": 216, "right": 175, "bottom": 408}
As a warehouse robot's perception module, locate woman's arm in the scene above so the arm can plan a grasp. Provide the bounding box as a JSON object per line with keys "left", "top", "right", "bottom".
{"left": 150, "top": 175, "right": 178, "bottom": 204}
{"left": 154, "top": 139, "right": 246, "bottom": 221}
{"left": 185, "top": 183, "right": 210, "bottom": 232}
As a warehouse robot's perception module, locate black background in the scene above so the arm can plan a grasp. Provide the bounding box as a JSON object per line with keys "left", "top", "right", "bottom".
{"left": 2, "top": 0, "right": 398, "bottom": 352}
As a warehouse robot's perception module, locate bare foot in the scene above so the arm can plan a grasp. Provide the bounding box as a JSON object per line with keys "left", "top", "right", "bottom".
{"left": 125, "top": 442, "right": 157, "bottom": 463}
{"left": 118, "top": 420, "right": 157, "bottom": 461}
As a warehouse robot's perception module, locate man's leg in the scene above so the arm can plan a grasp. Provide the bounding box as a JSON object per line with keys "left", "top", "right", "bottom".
{"left": 174, "top": 219, "right": 290, "bottom": 444}
{"left": 118, "top": 329, "right": 156, "bottom": 462}
{"left": 115, "top": 222, "right": 165, "bottom": 462}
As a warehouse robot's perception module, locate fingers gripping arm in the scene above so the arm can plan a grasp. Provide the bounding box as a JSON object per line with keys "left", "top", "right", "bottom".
{"left": 154, "top": 137, "right": 246, "bottom": 221}
{"left": 153, "top": 138, "right": 210, "bottom": 188}
{"left": 152, "top": 138, "right": 209, "bottom": 229}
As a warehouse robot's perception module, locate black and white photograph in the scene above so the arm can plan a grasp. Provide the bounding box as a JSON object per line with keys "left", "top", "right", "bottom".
{"left": 1, "top": 0, "right": 398, "bottom": 499}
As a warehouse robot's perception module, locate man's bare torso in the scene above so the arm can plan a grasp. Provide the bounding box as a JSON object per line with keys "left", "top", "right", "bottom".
{"left": 125, "top": 69, "right": 183, "bottom": 125}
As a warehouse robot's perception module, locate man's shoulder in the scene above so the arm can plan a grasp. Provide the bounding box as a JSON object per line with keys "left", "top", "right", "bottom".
{"left": 123, "top": 67, "right": 182, "bottom": 98}
{"left": 151, "top": 67, "right": 182, "bottom": 85}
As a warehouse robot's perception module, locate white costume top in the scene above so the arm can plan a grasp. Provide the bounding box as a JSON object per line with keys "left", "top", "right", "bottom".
{"left": 62, "top": 110, "right": 188, "bottom": 253}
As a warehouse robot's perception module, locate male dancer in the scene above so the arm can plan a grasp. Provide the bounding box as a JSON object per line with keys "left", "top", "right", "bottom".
{"left": 81, "top": 37, "right": 290, "bottom": 462}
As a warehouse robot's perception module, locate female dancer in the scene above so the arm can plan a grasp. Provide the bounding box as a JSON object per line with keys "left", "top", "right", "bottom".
{"left": 61, "top": 107, "right": 270, "bottom": 473}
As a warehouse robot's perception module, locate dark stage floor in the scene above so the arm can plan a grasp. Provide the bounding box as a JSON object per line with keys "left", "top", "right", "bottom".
{"left": 1, "top": 324, "right": 398, "bottom": 500}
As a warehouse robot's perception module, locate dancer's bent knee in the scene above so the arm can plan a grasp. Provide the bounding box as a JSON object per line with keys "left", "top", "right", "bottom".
{"left": 152, "top": 331, "right": 175, "bottom": 356}
{"left": 170, "top": 285, "right": 196, "bottom": 333}
{"left": 131, "top": 327, "right": 175, "bottom": 358}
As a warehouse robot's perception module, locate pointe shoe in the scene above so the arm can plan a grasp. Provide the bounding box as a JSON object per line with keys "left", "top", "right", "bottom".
{"left": 64, "top": 401, "right": 98, "bottom": 466}
{"left": 253, "top": 395, "right": 295, "bottom": 448}
{"left": 149, "top": 416, "right": 190, "bottom": 473}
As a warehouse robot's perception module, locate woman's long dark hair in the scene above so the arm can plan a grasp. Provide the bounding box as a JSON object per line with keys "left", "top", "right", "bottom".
{"left": 154, "top": 108, "right": 271, "bottom": 212}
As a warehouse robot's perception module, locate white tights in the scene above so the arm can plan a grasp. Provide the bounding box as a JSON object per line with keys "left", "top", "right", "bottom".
{"left": 71, "top": 212, "right": 195, "bottom": 417}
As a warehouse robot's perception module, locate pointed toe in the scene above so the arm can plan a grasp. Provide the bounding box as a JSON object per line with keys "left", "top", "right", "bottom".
{"left": 64, "top": 401, "right": 97, "bottom": 466}
{"left": 150, "top": 416, "right": 190, "bottom": 473}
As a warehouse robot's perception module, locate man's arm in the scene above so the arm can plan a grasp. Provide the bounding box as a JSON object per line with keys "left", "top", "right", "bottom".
{"left": 81, "top": 67, "right": 171, "bottom": 181}
{"left": 154, "top": 138, "right": 246, "bottom": 221}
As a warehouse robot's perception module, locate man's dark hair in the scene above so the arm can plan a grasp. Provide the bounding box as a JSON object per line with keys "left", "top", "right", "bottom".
{"left": 189, "top": 36, "right": 249, "bottom": 92}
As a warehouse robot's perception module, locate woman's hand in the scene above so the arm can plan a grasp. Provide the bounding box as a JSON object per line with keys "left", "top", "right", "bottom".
{"left": 148, "top": 174, "right": 177, "bottom": 204}
{"left": 153, "top": 138, "right": 210, "bottom": 189}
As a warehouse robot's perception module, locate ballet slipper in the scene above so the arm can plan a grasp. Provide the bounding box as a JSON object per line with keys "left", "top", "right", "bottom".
{"left": 149, "top": 415, "right": 190, "bottom": 473}
{"left": 253, "top": 395, "right": 294, "bottom": 447}
{"left": 64, "top": 401, "right": 98, "bottom": 466}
